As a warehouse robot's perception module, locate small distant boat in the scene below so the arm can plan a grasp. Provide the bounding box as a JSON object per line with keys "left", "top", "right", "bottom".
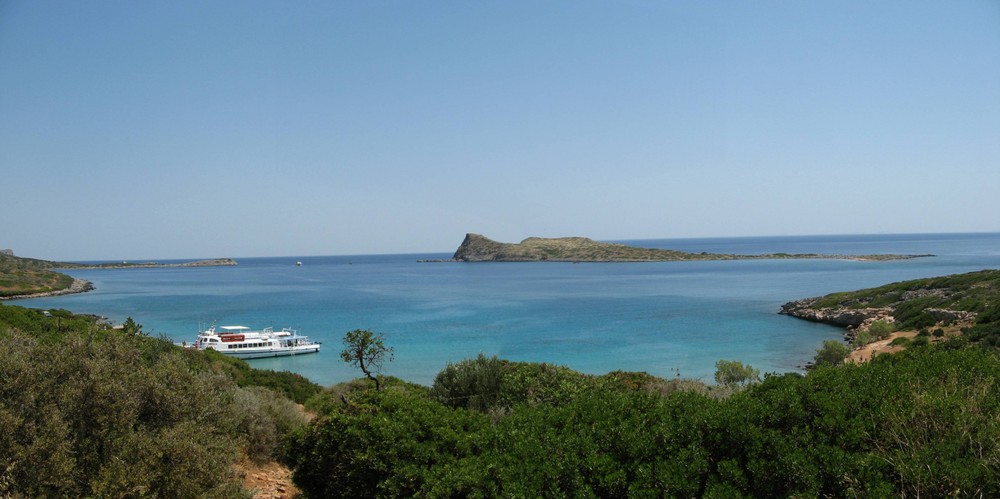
{"left": 295, "top": 261, "right": 302, "bottom": 266}
{"left": 193, "top": 325, "right": 320, "bottom": 358}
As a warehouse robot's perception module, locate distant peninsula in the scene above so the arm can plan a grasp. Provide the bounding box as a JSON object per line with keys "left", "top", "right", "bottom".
{"left": 446, "top": 233, "right": 932, "bottom": 263}
{"left": 0, "top": 250, "right": 237, "bottom": 300}
{"left": 73, "top": 258, "right": 238, "bottom": 269}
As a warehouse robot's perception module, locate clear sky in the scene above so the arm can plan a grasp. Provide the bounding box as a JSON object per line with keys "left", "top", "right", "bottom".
{"left": 2, "top": 1, "right": 998, "bottom": 261}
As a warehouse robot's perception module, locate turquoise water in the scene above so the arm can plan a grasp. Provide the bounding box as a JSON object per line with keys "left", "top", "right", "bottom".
{"left": 14, "top": 233, "right": 1000, "bottom": 386}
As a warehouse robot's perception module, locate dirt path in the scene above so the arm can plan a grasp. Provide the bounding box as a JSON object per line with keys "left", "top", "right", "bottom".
{"left": 847, "top": 331, "right": 917, "bottom": 363}
{"left": 237, "top": 460, "right": 301, "bottom": 499}
{"left": 237, "top": 404, "right": 313, "bottom": 498}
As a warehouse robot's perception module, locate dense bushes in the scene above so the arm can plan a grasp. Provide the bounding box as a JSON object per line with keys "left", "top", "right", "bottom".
{"left": 0, "top": 305, "right": 311, "bottom": 497}
{"left": 0, "top": 329, "right": 248, "bottom": 496}
{"left": 431, "top": 353, "right": 504, "bottom": 411}
{"left": 289, "top": 347, "right": 1000, "bottom": 497}
{"left": 286, "top": 385, "right": 488, "bottom": 497}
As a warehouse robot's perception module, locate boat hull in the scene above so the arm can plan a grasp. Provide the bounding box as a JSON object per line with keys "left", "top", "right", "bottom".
{"left": 222, "top": 344, "right": 321, "bottom": 359}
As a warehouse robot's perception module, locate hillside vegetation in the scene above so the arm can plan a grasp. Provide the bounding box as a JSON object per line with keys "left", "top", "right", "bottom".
{"left": 0, "top": 253, "right": 79, "bottom": 298}
{"left": 782, "top": 269, "right": 1000, "bottom": 346}
{"left": 0, "top": 304, "right": 320, "bottom": 497}
{"left": 288, "top": 347, "right": 1000, "bottom": 497}
{"left": 451, "top": 233, "right": 930, "bottom": 262}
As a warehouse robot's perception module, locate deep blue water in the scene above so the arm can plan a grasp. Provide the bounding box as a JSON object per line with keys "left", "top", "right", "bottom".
{"left": 13, "top": 233, "right": 1000, "bottom": 387}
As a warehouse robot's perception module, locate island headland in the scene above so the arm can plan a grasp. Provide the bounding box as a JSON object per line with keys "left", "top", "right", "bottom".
{"left": 446, "top": 233, "right": 932, "bottom": 262}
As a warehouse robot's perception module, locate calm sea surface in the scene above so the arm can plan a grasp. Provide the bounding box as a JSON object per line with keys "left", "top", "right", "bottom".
{"left": 14, "top": 233, "right": 1000, "bottom": 386}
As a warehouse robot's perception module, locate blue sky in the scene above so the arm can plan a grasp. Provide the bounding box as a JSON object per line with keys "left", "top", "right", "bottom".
{"left": 2, "top": 1, "right": 998, "bottom": 260}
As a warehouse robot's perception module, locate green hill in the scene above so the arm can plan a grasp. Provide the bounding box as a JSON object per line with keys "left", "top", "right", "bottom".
{"left": 781, "top": 269, "right": 1000, "bottom": 330}
{"left": 0, "top": 252, "right": 83, "bottom": 298}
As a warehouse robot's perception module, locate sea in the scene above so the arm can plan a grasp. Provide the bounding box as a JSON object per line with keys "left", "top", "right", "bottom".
{"left": 12, "top": 233, "right": 1000, "bottom": 387}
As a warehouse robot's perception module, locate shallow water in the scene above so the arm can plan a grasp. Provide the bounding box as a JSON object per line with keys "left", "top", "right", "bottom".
{"left": 15, "top": 233, "right": 1000, "bottom": 386}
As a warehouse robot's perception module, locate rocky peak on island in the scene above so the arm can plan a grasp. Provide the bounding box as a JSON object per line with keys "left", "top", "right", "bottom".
{"left": 452, "top": 233, "right": 680, "bottom": 262}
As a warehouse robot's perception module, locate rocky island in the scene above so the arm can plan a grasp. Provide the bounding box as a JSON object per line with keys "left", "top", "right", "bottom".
{"left": 447, "top": 233, "right": 931, "bottom": 263}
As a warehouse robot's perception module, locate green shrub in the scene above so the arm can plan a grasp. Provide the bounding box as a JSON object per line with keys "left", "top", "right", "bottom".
{"left": 232, "top": 386, "right": 308, "bottom": 462}
{"left": 889, "top": 336, "right": 911, "bottom": 347}
{"left": 285, "top": 386, "right": 488, "bottom": 497}
{"left": 868, "top": 319, "right": 895, "bottom": 340}
{"left": 431, "top": 353, "right": 503, "bottom": 411}
{"left": 852, "top": 330, "right": 874, "bottom": 348}
{"left": 714, "top": 359, "right": 760, "bottom": 388}
{"left": 814, "top": 340, "right": 850, "bottom": 366}
{"left": 495, "top": 361, "right": 595, "bottom": 408}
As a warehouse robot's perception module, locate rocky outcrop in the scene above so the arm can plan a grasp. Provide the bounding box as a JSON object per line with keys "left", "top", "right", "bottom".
{"left": 926, "top": 308, "right": 977, "bottom": 324}
{"left": 453, "top": 234, "right": 534, "bottom": 261}
{"left": 780, "top": 299, "right": 892, "bottom": 328}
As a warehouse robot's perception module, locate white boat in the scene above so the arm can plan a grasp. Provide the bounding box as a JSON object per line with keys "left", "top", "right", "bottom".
{"left": 193, "top": 325, "right": 321, "bottom": 359}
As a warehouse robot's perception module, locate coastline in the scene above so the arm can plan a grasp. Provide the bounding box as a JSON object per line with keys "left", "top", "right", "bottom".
{"left": 67, "top": 258, "right": 238, "bottom": 269}
{"left": 0, "top": 278, "right": 95, "bottom": 301}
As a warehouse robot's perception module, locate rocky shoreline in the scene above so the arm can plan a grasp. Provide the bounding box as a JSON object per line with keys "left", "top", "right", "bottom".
{"left": 779, "top": 296, "right": 978, "bottom": 346}
{"left": 1, "top": 278, "right": 95, "bottom": 301}
{"left": 780, "top": 298, "right": 894, "bottom": 328}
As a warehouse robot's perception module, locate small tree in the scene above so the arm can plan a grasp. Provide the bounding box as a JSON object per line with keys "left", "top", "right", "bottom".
{"left": 121, "top": 317, "right": 143, "bottom": 336}
{"left": 340, "top": 329, "right": 394, "bottom": 391}
{"left": 714, "top": 359, "right": 760, "bottom": 388}
{"left": 814, "top": 340, "right": 850, "bottom": 366}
